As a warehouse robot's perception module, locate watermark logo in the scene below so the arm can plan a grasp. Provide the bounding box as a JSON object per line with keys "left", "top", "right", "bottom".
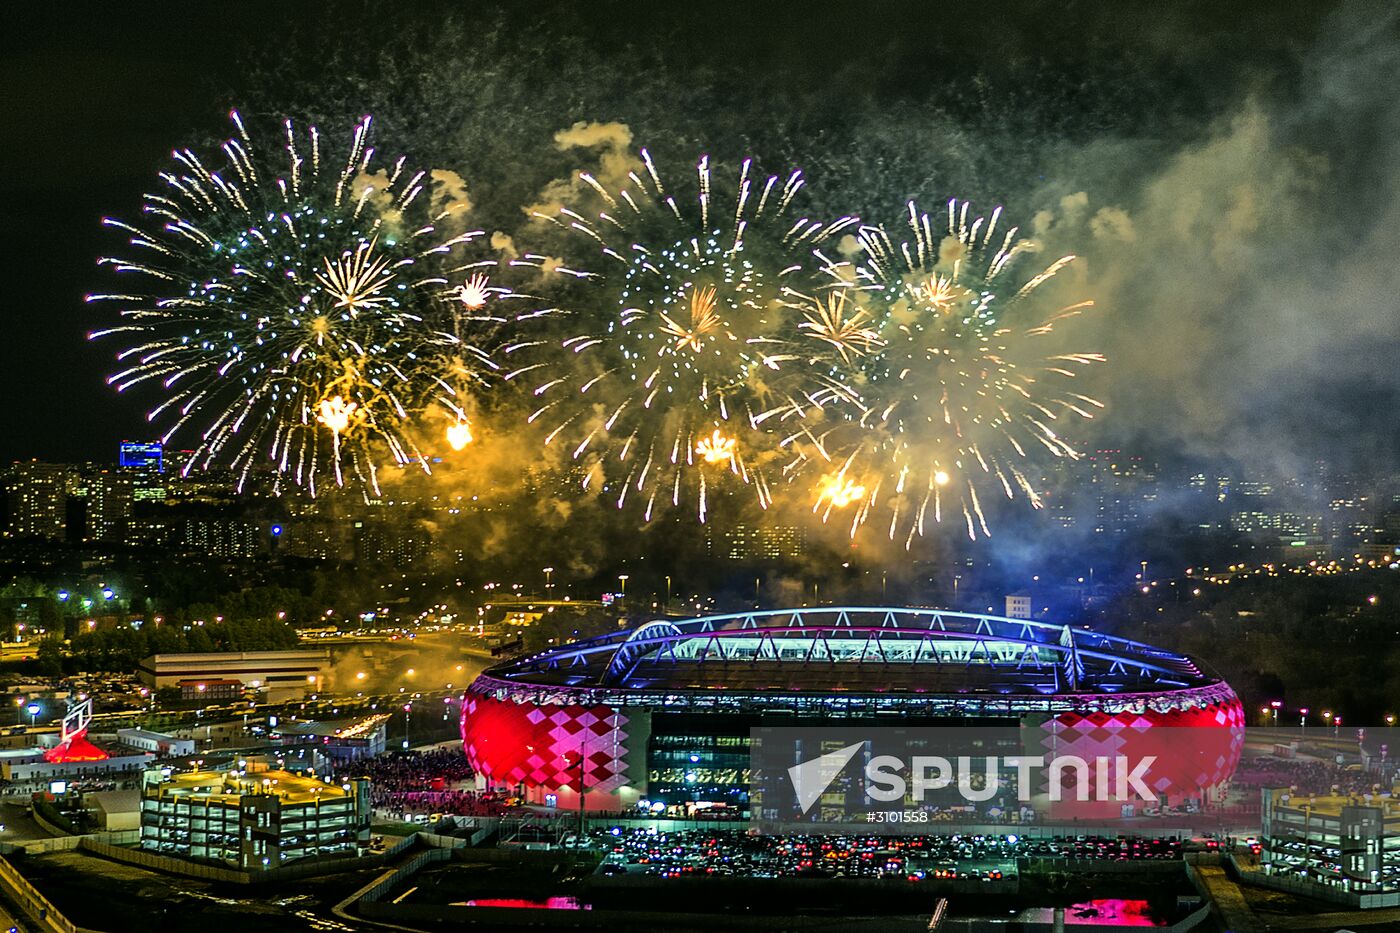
{"left": 786, "top": 745, "right": 1157, "bottom": 814}
{"left": 751, "top": 725, "right": 1244, "bottom": 833}
{"left": 788, "top": 741, "right": 864, "bottom": 813}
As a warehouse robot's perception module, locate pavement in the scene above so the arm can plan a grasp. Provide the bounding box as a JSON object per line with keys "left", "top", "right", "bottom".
{"left": 1193, "top": 863, "right": 1264, "bottom": 933}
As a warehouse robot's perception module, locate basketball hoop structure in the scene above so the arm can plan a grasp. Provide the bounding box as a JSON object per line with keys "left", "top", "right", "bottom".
{"left": 43, "top": 698, "right": 109, "bottom": 763}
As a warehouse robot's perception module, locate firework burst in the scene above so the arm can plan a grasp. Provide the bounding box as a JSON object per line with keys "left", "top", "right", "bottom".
{"left": 792, "top": 199, "right": 1103, "bottom": 544}
{"left": 89, "top": 112, "right": 485, "bottom": 495}
{"left": 515, "top": 152, "right": 858, "bottom": 521}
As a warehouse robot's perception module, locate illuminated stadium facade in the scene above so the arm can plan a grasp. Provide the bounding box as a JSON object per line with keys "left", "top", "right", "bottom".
{"left": 461, "top": 608, "right": 1244, "bottom": 813}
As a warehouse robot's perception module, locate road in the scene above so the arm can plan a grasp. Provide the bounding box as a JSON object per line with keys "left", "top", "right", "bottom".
{"left": 0, "top": 803, "right": 54, "bottom": 845}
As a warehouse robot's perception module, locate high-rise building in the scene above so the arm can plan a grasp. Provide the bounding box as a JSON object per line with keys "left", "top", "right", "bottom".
{"left": 353, "top": 519, "right": 430, "bottom": 567}
{"left": 2, "top": 462, "right": 70, "bottom": 541}
{"left": 119, "top": 442, "right": 163, "bottom": 472}
{"left": 1229, "top": 480, "right": 1324, "bottom": 538}
{"left": 73, "top": 469, "right": 135, "bottom": 544}
{"left": 1085, "top": 451, "right": 1157, "bottom": 536}
{"left": 706, "top": 523, "right": 807, "bottom": 561}
{"left": 182, "top": 516, "right": 262, "bottom": 558}
{"left": 282, "top": 520, "right": 348, "bottom": 561}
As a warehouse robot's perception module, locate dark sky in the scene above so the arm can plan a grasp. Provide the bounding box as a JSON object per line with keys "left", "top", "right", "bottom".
{"left": 2, "top": 7, "right": 271, "bottom": 463}
{"left": 3, "top": 1, "right": 1389, "bottom": 468}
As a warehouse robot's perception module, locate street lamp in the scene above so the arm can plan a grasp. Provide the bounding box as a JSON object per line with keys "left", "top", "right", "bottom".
{"left": 617, "top": 574, "right": 628, "bottom": 598}
{"left": 543, "top": 567, "right": 554, "bottom": 594}
{"left": 25, "top": 703, "right": 40, "bottom": 727}
{"left": 1299, "top": 707, "right": 1309, "bottom": 731}
{"left": 664, "top": 575, "right": 672, "bottom": 609}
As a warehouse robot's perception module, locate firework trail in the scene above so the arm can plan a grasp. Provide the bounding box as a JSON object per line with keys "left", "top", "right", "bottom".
{"left": 790, "top": 199, "right": 1103, "bottom": 544}
{"left": 89, "top": 112, "right": 487, "bottom": 495}
{"left": 513, "top": 152, "right": 858, "bottom": 521}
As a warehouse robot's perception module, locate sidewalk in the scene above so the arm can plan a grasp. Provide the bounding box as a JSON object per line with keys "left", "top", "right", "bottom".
{"left": 1194, "top": 863, "right": 1263, "bottom": 933}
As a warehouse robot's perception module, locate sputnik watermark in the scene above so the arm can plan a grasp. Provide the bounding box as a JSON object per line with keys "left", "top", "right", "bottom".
{"left": 790, "top": 748, "right": 1158, "bottom": 814}
{"left": 750, "top": 724, "right": 1245, "bottom": 832}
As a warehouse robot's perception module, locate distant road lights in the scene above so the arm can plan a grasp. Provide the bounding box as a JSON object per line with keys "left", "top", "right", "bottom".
{"left": 25, "top": 703, "right": 40, "bottom": 726}
{"left": 102, "top": 588, "right": 114, "bottom": 600}
{"left": 1387, "top": 714, "right": 1396, "bottom": 727}
{"left": 57, "top": 591, "right": 69, "bottom": 602}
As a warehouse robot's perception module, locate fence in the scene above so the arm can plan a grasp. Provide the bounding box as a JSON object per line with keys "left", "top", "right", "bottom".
{"left": 1232, "top": 858, "right": 1400, "bottom": 909}
{"left": 76, "top": 831, "right": 422, "bottom": 885}
{"left": 0, "top": 830, "right": 137, "bottom": 857}
{"left": 0, "top": 854, "right": 78, "bottom": 933}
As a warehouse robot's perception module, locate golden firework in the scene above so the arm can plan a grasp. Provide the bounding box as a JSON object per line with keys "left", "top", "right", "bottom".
{"left": 817, "top": 473, "right": 866, "bottom": 509}
{"left": 918, "top": 274, "right": 964, "bottom": 314}
{"left": 695, "top": 428, "right": 737, "bottom": 465}
{"left": 316, "top": 238, "right": 395, "bottom": 310}
{"left": 659, "top": 284, "right": 722, "bottom": 353}
{"left": 446, "top": 419, "right": 474, "bottom": 451}
{"left": 800, "top": 291, "right": 883, "bottom": 362}
{"left": 457, "top": 273, "right": 490, "bottom": 310}
{"left": 316, "top": 395, "right": 357, "bottom": 434}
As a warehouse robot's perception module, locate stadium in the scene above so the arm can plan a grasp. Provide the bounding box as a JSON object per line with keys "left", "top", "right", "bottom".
{"left": 460, "top": 607, "right": 1244, "bottom": 816}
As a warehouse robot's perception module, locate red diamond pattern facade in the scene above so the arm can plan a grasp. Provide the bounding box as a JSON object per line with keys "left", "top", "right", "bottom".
{"left": 1037, "top": 697, "right": 1246, "bottom": 817}
{"left": 461, "top": 694, "right": 630, "bottom": 794}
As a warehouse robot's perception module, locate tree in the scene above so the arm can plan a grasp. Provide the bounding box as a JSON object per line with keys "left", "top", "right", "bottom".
{"left": 36, "top": 637, "right": 64, "bottom": 677}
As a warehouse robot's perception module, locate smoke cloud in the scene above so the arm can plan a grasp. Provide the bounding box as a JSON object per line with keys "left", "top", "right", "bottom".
{"left": 523, "top": 120, "right": 640, "bottom": 217}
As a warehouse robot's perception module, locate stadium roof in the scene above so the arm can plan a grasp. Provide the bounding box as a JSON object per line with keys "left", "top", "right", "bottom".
{"left": 470, "top": 607, "right": 1234, "bottom": 714}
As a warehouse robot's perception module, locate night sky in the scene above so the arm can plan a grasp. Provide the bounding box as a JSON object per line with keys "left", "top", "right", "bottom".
{"left": 4, "top": 1, "right": 1396, "bottom": 469}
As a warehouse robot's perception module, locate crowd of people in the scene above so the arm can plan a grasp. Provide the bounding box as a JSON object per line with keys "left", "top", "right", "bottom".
{"left": 1233, "top": 755, "right": 1394, "bottom": 798}
{"left": 591, "top": 829, "right": 1185, "bottom": 880}
{"left": 380, "top": 788, "right": 512, "bottom": 817}
{"left": 340, "top": 749, "right": 511, "bottom": 817}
